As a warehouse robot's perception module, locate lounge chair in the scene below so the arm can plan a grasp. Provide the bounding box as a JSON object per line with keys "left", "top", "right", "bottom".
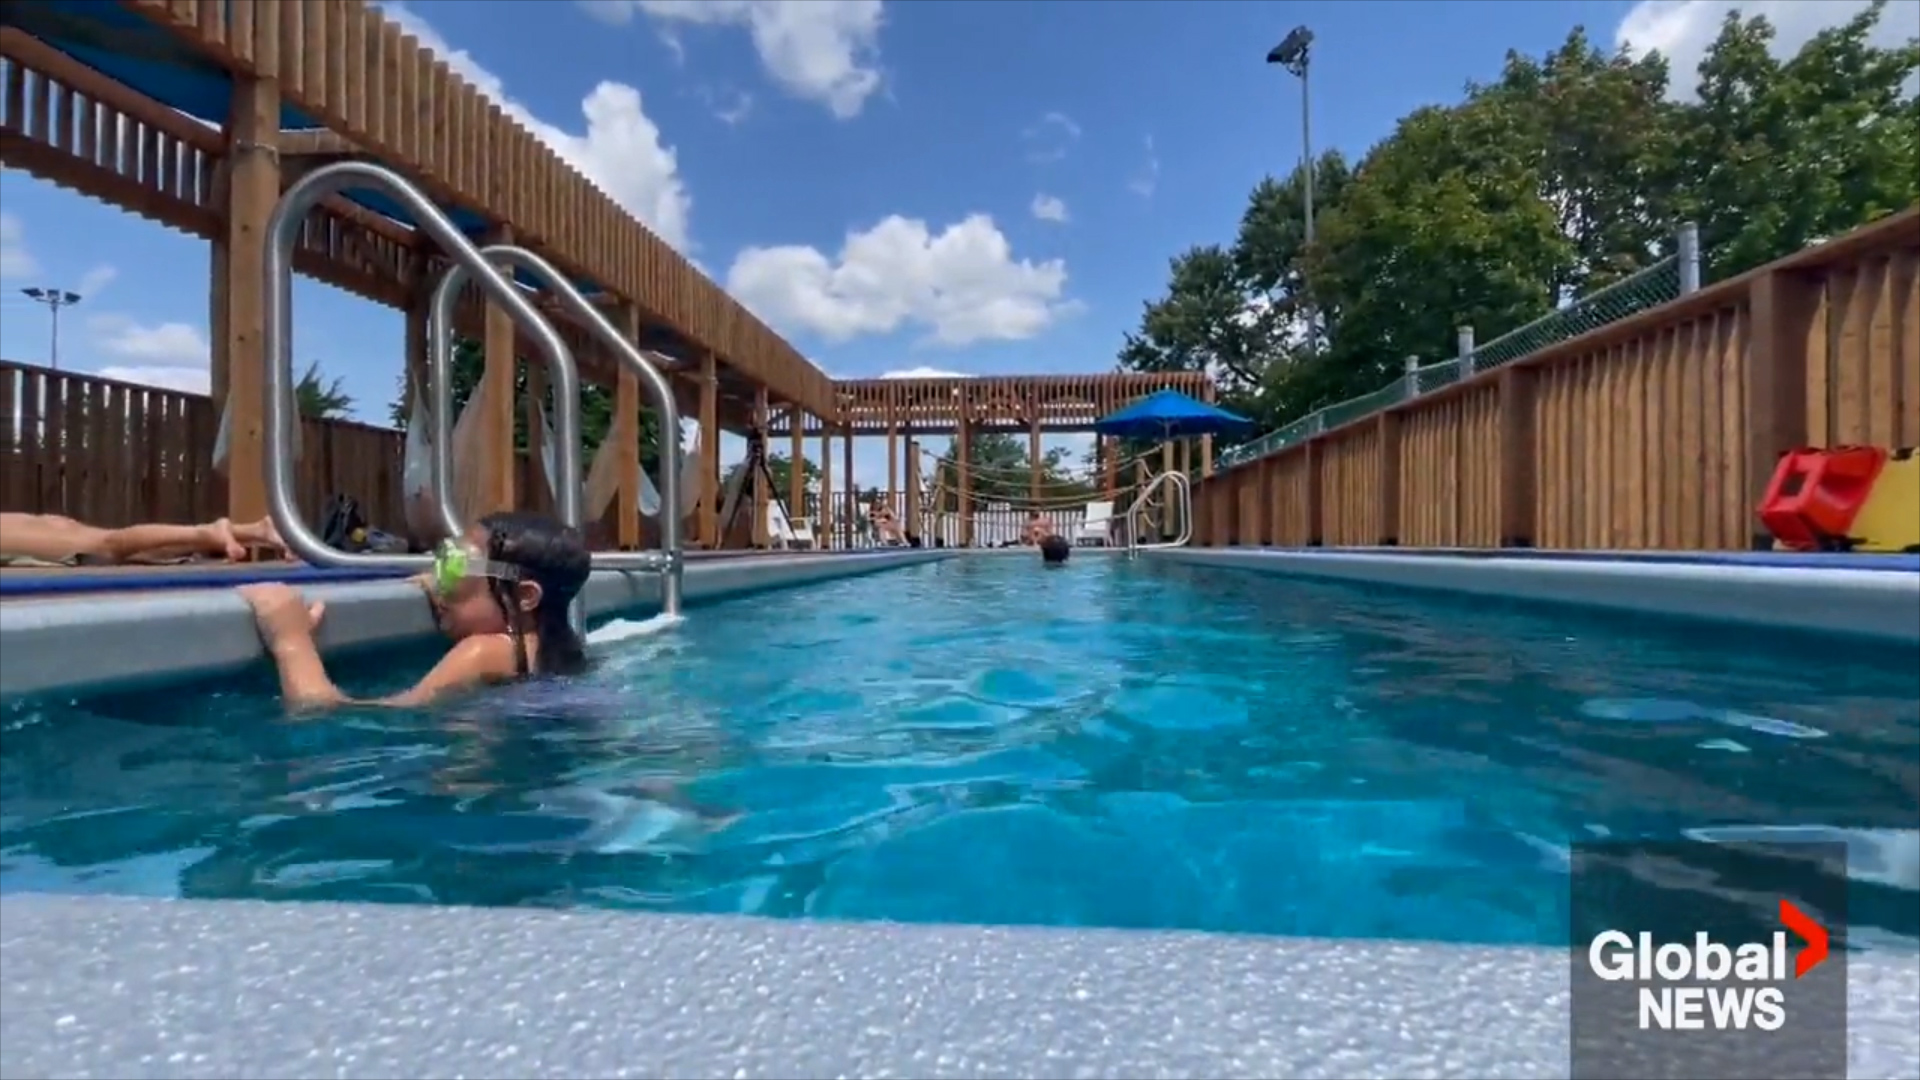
{"left": 1075, "top": 500, "right": 1115, "bottom": 546}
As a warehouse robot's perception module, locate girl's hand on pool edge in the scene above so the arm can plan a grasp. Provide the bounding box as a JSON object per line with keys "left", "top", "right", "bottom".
{"left": 236, "top": 582, "right": 325, "bottom": 649}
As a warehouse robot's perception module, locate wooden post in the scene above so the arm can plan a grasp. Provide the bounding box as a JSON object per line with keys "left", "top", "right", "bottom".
{"left": 886, "top": 420, "right": 899, "bottom": 515}
{"left": 957, "top": 419, "right": 974, "bottom": 547}
{"left": 751, "top": 386, "right": 770, "bottom": 548}
{"left": 818, "top": 429, "right": 834, "bottom": 550}
{"left": 817, "top": 429, "right": 834, "bottom": 549}
{"left": 904, "top": 433, "right": 921, "bottom": 538}
{"left": 1102, "top": 437, "right": 1118, "bottom": 499}
{"left": 1497, "top": 367, "right": 1539, "bottom": 548}
{"left": 697, "top": 351, "right": 719, "bottom": 547}
{"left": 212, "top": 66, "right": 282, "bottom": 524}
{"left": 1200, "top": 381, "right": 1216, "bottom": 478}
{"left": 480, "top": 227, "right": 517, "bottom": 514}
{"left": 1376, "top": 412, "right": 1402, "bottom": 546}
{"left": 841, "top": 426, "right": 855, "bottom": 545}
{"left": 1028, "top": 416, "right": 1043, "bottom": 505}
{"left": 788, "top": 404, "right": 805, "bottom": 529}
{"left": 615, "top": 305, "right": 642, "bottom": 550}
{"left": 1159, "top": 441, "right": 1175, "bottom": 539}
{"left": 1303, "top": 439, "right": 1325, "bottom": 546}
{"left": 1744, "top": 270, "right": 1818, "bottom": 549}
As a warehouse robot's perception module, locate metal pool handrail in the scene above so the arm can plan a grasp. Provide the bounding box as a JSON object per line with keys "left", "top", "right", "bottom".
{"left": 435, "top": 245, "right": 684, "bottom": 618}
{"left": 263, "top": 161, "right": 583, "bottom": 574}
{"left": 1123, "top": 469, "right": 1193, "bottom": 558}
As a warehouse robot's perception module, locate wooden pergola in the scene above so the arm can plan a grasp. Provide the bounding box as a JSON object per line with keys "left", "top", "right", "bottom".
{"left": 767, "top": 372, "right": 1217, "bottom": 547}
{"left": 0, "top": 1, "right": 1221, "bottom": 550}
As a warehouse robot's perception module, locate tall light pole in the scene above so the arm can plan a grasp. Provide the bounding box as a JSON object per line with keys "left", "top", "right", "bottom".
{"left": 1265, "top": 26, "right": 1315, "bottom": 246}
{"left": 20, "top": 286, "right": 82, "bottom": 371}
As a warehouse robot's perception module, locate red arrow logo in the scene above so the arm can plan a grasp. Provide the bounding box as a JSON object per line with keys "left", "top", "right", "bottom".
{"left": 1780, "top": 899, "right": 1829, "bottom": 978}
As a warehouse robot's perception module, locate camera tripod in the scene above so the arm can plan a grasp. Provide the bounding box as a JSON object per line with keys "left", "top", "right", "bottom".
{"left": 716, "top": 427, "right": 796, "bottom": 549}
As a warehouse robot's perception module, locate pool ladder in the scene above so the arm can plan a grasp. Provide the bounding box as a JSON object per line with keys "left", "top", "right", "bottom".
{"left": 1121, "top": 469, "right": 1193, "bottom": 559}
{"left": 257, "top": 161, "right": 685, "bottom": 625}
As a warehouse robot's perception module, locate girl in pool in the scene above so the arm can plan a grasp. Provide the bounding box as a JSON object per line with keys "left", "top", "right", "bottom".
{"left": 237, "top": 510, "right": 591, "bottom": 710}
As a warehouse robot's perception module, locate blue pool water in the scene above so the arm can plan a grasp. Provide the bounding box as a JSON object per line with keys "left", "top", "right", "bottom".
{"left": 3, "top": 556, "right": 1916, "bottom": 946}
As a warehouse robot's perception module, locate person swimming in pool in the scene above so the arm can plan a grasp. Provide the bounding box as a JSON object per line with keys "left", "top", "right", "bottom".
{"left": 1039, "top": 533, "right": 1071, "bottom": 567}
{"left": 237, "top": 510, "right": 591, "bottom": 710}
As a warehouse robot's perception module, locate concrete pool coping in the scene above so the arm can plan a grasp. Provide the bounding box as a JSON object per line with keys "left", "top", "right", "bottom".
{"left": 1147, "top": 548, "right": 1920, "bottom": 645}
{"left": 0, "top": 548, "right": 954, "bottom": 701}
{"left": 1, "top": 894, "right": 1916, "bottom": 1080}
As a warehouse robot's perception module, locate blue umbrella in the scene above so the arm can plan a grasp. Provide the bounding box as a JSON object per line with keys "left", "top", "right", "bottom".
{"left": 1091, "top": 389, "right": 1256, "bottom": 440}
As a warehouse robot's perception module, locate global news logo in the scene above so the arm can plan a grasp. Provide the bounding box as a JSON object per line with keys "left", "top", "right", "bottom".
{"left": 1587, "top": 899, "right": 1831, "bottom": 1033}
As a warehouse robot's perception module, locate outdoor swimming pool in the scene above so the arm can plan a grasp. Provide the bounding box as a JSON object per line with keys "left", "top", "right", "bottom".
{"left": 3, "top": 556, "right": 1916, "bottom": 949}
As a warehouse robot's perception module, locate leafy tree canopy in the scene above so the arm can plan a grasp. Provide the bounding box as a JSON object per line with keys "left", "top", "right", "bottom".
{"left": 1119, "top": 5, "right": 1918, "bottom": 440}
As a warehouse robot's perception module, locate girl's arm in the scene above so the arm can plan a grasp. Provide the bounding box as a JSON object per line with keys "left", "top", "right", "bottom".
{"left": 242, "top": 583, "right": 519, "bottom": 712}
{"left": 270, "top": 633, "right": 520, "bottom": 711}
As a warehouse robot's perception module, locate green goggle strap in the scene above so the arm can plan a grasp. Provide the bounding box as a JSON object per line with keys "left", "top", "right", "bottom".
{"left": 431, "top": 540, "right": 519, "bottom": 597}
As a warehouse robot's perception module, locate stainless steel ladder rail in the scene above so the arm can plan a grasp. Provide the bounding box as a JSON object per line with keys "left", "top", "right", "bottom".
{"left": 427, "top": 244, "right": 685, "bottom": 618}
{"left": 1122, "top": 469, "right": 1193, "bottom": 559}
{"left": 262, "top": 161, "right": 584, "bottom": 576}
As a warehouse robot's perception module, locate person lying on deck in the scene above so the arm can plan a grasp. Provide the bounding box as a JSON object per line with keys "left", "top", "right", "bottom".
{"left": 870, "top": 503, "right": 906, "bottom": 546}
{"left": 0, "top": 512, "right": 286, "bottom": 565}
{"left": 238, "top": 510, "right": 591, "bottom": 711}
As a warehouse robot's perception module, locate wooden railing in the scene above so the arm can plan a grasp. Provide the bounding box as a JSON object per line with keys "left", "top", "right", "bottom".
{"left": 1191, "top": 208, "right": 1920, "bottom": 551}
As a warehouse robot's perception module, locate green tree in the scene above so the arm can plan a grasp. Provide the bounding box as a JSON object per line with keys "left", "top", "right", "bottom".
{"left": 928, "top": 430, "right": 1096, "bottom": 509}
{"left": 295, "top": 361, "right": 354, "bottom": 420}
{"left": 1662, "top": 2, "right": 1919, "bottom": 278}
{"left": 389, "top": 339, "right": 670, "bottom": 474}
{"left": 1119, "top": 6, "right": 1919, "bottom": 441}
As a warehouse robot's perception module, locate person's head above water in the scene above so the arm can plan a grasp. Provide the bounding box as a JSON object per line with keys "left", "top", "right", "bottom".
{"left": 1039, "top": 533, "right": 1071, "bottom": 566}
{"left": 430, "top": 511, "right": 592, "bottom": 676}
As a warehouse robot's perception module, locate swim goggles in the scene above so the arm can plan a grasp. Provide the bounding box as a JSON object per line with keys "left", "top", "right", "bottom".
{"left": 430, "top": 538, "right": 519, "bottom": 598}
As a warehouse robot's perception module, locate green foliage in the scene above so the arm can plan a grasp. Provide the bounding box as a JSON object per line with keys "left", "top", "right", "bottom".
{"left": 295, "top": 361, "right": 354, "bottom": 420}
{"left": 926, "top": 430, "right": 1098, "bottom": 511}
{"left": 389, "top": 338, "right": 670, "bottom": 473}
{"left": 1119, "top": 8, "right": 1920, "bottom": 440}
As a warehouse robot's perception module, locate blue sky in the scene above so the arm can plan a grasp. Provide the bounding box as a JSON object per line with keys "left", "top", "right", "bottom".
{"left": 0, "top": 0, "right": 1894, "bottom": 491}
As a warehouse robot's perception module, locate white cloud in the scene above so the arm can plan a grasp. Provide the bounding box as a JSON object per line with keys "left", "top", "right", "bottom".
{"left": 698, "top": 84, "right": 755, "bottom": 126}
{"left": 882, "top": 366, "right": 973, "bottom": 379}
{"left": 1030, "top": 193, "right": 1069, "bottom": 224}
{"left": 381, "top": 3, "right": 694, "bottom": 251}
{"left": 0, "top": 211, "right": 40, "bottom": 279}
{"left": 587, "top": 0, "right": 886, "bottom": 120}
{"left": 85, "top": 315, "right": 212, "bottom": 392}
{"left": 1023, "top": 111, "right": 1082, "bottom": 164}
{"left": 1617, "top": 0, "right": 1920, "bottom": 100}
{"left": 726, "top": 214, "right": 1079, "bottom": 347}
{"left": 1129, "top": 135, "right": 1160, "bottom": 198}
{"left": 89, "top": 314, "right": 210, "bottom": 366}
{"left": 96, "top": 364, "right": 211, "bottom": 395}
{"left": 75, "top": 264, "right": 118, "bottom": 299}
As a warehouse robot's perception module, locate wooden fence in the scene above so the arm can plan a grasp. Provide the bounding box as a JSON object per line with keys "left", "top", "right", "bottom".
{"left": 1192, "top": 208, "right": 1920, "bottom": 551}
{"left": 1, "top": 360, "right": 411, "bottom": 532}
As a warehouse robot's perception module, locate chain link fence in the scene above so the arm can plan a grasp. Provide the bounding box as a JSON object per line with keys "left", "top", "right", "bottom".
{"left": 1216, "top": 224, "right": 1699, "bottom": 470}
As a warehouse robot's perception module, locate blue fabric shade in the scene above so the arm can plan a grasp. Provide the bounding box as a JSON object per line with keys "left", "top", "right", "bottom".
{"left": 1092, "top": 390, "right": 1255, "bottom": 439}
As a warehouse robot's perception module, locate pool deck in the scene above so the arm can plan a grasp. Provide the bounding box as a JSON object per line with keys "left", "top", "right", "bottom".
{"left": 1148, "top": 547, "right": 1920, "bottom": 645}
{"left": 0, "top": 548, "right": 953, "bottom": 700}
{"left": 1, "top": 895, "right": 1915, "bottom": 1080}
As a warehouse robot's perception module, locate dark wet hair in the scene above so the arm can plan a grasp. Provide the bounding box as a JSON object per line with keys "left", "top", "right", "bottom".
{"left": 1039, "top": 534, "right": 1071, "bottom": 565}
{"left": 478, "top": 511, "right": 592, "bottom": 677}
